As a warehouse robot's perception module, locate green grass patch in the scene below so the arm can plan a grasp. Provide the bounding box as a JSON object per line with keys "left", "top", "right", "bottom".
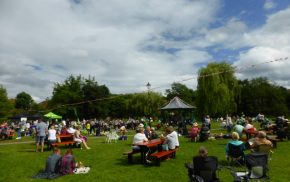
{"left": 0, "top": 122, "right": 290, "bottom": 181}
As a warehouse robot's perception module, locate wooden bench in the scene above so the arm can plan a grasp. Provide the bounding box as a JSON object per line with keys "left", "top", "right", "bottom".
{"left": 150, "top": 148, "right": 178, "bottom": 166}
{"left": 123, "top": 150, "right": 140, "bottom": 164}
{"left": 7, "top": 133, "right": 15, "bottom": 139}
{"left": 50, "top": 134, "right": 77, "bottom": 149}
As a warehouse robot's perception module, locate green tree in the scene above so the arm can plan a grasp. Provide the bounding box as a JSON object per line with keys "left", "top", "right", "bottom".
{"left": 0, "top": 85, "right": 13, "bottom": 121}
{"left": 15, "top": 91, "right": 34, "bottom": 110}
{"left": 238, "top": 77, "right": 289, "bottom": 116}
{"left": 196, "top": 62, "right": 239, "bottom": 117}
{"left": 165, "top": 82, "right": 197, "bottom": 105}
{"left": 115, "top": 92, "right": 165, "bottom": 118}
{"left": 81, "top": 76, "right": 110, "bottom": 118}
{"left": 50, "top": 75, "right": 110, "bottom": 119}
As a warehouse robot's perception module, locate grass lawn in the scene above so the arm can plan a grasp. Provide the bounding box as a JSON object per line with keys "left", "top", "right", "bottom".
{"left": 0, "top": 122, "right": 290, "bottom": 182}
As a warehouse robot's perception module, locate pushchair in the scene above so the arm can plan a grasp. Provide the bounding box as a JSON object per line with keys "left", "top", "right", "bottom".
{"left": 185, "top": 156, "right": 220, "bottom": 182}
{"left": 231, "top": 152, "right": 269, "bottom": 181}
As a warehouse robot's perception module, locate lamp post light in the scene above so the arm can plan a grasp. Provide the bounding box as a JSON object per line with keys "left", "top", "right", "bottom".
{"left": 146, "top": 82, "right": 151, "bottom": 117}
{"left": 146, "top": 82, "right": 151, "bottom": 91}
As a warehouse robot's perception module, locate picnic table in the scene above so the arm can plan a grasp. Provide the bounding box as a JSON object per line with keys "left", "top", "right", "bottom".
{"left": 0, "top": 129, "right": 15, "bottom": 140}
{"left": 50, "top": 134, "right": 76, "bottom": 149}
{"left": 136, "top": 138, "right": 164, "bottom": 164}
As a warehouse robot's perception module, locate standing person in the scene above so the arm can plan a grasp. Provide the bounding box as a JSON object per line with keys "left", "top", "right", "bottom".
{"left": 16, "top": 122, "right": 22, "bottom": 140}
{"left": 85, "top": 122, "right": 91, "bottom": 135}
{"left": 226, "top": 114, "right": 233, "bottom": 133}
{"left": 36, "top": 120, "right": 48, "bottom": 152}
{"left": 90, "top": 120, "right": 95, "bottom": 135}
{"left": 204, "top": 115, "right": 211, "bottom": 129}
{"left": 190, "top": 122, "right": 200, "bottom": 142}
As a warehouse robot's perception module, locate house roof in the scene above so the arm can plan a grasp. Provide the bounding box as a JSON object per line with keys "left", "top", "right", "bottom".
{"left": 160, "top": 96, "right": 196, "bottom": 110}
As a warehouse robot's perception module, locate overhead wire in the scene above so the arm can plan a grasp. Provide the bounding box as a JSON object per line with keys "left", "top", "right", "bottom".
{"left": 32, "top": 56, "right": 289, "bottom": 112}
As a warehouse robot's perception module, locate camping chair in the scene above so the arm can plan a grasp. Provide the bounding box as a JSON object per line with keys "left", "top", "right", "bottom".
{"left": 256, "top": 144, "right": 273, "bottom": 160}
{"left": 227, "top": 143, "right": 245, "bottom": 166}
{"left": 231, "top": 152, "right": 269, "bottom": 181}
{"left": 185, "top": 156, "right": 220, "bottom": 182}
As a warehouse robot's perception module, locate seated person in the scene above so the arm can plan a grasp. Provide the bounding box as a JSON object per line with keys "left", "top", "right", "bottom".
{"left": 60, "top": 125, "right": 70, "bottom": 135}
{"left": 251, "top": 131, "right": 273, "bottom": 153}
{"left": 199, "top": 123, "right": 210, "bottom": 142}
{"left": 144, "top": 126, "right": 152, "bottom": 139}
{"left": 67, "top": 125, "right": 76, "bottom": 135}
{"left": 186, "top": 146, "right": 219, "bottom": 182}
{"left": 60, "top": 148, "right": 76, "bottom": 175}
{"left": 74, "top": 126, "right": 90, "bottom": 150}
{"left": 165, "top": 126, "right": 180, "bottom": 148}
{"left": 33, "top": 148, "right": 62, "bottom": 179}
{"left": 164, "top": 127, "right": 176, "bottom": 150}
{"left": 150, "top": 127, "right": 159, "bottom": 139}
{"left": 119, "top": 126, "right": 127, "bottom": 140}
{"left": 233, "top": 124, "right": 244, "bottom": 139}
{"left": 225, "top": 132, "right": 246, "bottom": 163}
{"left": 47, "top": 125, "right": 57, "bottom": 147}
{"left": 132, "top": 127, "right": 151, "bottom": 163}
{"left": 132, "top": 127, "right": 148, "bottom": 151}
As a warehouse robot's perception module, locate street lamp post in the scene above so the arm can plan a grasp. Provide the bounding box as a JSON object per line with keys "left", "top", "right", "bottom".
{"left": 146, "top": 82, "right": 151, "bottom": 117}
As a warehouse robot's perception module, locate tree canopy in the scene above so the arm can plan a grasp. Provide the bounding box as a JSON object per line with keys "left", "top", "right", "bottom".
{"left": 196, "top": 62, "right": 239, "bottom": 117}
{"left": 165, "top": 82, "right": 196, "bottom": 106}
{"left": 50, "top": 75, "right": 110, "bottom": 119}
{"left": 15, "top": 91, "right": 34, "bottom": 110}
{"left": 238, "top": 77, "right": 289, "bottom": 116}
{"left": 0, "top": 85, "right": 13, "bottom": 121}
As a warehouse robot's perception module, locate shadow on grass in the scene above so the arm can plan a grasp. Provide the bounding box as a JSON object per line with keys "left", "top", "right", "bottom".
{"left": 19, "top": 148, "right": 37, "bottom": 153}
{"left": 115, "top": 157, "right": 141, "bottom": 166}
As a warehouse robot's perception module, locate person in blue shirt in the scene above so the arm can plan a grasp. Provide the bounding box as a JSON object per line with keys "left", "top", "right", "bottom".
{"left": 225, "top": 131, "right": 245, "bottom": 157}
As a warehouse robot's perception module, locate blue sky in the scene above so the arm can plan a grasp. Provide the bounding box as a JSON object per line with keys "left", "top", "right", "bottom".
{"left": 0, "top": 0, "right": 290, "bottom": 102}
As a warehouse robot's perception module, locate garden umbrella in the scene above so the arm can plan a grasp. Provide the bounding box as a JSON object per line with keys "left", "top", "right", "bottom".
{"left": 44, "top": 112, "right": 62, "bottom": 119}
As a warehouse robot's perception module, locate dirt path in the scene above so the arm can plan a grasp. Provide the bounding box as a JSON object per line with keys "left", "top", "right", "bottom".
{"left": 0, "top": 141, "right": 34, "bottom": 146}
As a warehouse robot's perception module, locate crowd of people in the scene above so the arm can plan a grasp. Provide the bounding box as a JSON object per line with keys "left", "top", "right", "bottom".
{"left": 1, "top": 113, "right": 290, "bottom": 181}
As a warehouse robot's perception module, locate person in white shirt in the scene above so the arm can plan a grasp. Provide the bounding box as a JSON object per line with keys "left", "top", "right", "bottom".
{"left": 165, "top": 126, "right": 179, "bottom": 149}
{"left": 67, "top": 126, "right": 76, "bottom": 134}
{"left": 47, "top": 125, "right": 57, "bottom": 147}
{"left": 132, "top": 127, "right": 148, "bottom": 151}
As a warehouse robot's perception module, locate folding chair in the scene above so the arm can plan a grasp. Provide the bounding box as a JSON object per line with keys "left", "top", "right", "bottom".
{"left": 185, "top": 156, "right": 220, "bottom": 182}
{"left": 227, "top": 143, "right": 245, "bottom": 166}
{"left": 231, "top": 152, "right": 269, "bottom": 181}
{"left": 256, "top": 144, "right": 273, "bottom": 160}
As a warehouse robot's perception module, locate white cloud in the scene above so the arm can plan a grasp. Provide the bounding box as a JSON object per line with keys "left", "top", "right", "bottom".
{"left": 0, "top": 0, "right": 221, "bottom": 101}
{"left": 234, "top": 7, "right": 290, "bottom": 87}
{"left": 1, "top": 0, "right": 290, "bottom": 103}
{"left": 205, "top": 18, "right": 248, "bottom": 49}
{"left": 264, "top": 0, "right": 277, "bottom": 11}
